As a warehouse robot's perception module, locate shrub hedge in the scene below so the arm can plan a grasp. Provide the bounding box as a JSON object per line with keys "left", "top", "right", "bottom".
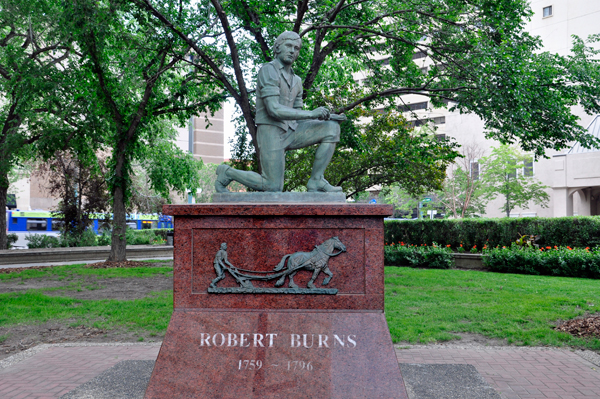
{"left": 384, "top": 216, "right": 600, "bottom": 250}
{"left": 26, "top": 228, "right": 173, "bottom": 248}
{"left": 384, "top": 244, "right": 454, "bottom": 269}
{"left": 484, "top": 246, "right": 600, "bottom": 279}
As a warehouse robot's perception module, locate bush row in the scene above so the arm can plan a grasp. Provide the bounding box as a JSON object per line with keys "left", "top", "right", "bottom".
{"left": 384, "top": 244, "right": 454, "bottom": 269}
{"left": 26, "top": 228, "right": 172, "bottom": 249}
{"left": 384, "top": 216, "right": 600, "bottom": 250}
{"left": 484, "top": 246, "right": 600, "bottom": 279}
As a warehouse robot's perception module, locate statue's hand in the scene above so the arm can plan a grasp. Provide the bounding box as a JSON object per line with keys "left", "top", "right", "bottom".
{"left": 329, "top": 113, "right": 347, "bottom": 122}
{"left": 311, "top": 106, "right": 330, "bottom": 120}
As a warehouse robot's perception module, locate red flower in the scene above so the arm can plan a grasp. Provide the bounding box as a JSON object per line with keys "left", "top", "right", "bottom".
{"left": 546, "top": 246, "right": 551, "bottom": 249}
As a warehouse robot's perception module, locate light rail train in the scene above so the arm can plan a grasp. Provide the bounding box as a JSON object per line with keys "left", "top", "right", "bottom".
{"left": 6, "top": 211, "right": 173, "bottom": 233}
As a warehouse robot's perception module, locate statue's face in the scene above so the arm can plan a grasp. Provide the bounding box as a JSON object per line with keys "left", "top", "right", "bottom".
{"left": 277, "top": 39, "right": 301, "bottom": 66}
{"left": 221, "top": 243, "right": 227, "bottom": 250}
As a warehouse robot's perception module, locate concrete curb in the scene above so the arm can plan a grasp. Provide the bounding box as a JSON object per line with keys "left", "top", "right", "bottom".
{"left": 0, "top": 245, "right": 173, "bottom": 265}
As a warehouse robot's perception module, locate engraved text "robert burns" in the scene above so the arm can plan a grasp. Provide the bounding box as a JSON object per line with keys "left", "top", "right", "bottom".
{"left": 199, "top": 333, "right": 357, "bottom": 349}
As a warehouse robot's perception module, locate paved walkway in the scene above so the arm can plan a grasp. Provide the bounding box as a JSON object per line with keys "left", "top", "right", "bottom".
{"left": 0, "top": 343, "right": 599, "bottom": 398}
{"left": 0, "top": 343, "right": 161, "bottom": 399}
{"left": 396, "top": 346, "right": 600, "bottom": 399}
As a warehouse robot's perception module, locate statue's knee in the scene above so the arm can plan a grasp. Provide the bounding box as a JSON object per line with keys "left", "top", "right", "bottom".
{"left": 324, "top": 121, "right": 340, "bottom": 142}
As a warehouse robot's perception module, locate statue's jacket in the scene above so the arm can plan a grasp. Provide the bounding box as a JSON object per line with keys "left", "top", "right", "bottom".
{"left": 255, "top": 58, "right": 303, "bottom": 132}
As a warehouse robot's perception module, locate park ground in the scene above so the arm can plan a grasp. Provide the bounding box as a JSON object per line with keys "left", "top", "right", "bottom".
{"left": 0, "top": 261, "right": 599, "bottom": 361}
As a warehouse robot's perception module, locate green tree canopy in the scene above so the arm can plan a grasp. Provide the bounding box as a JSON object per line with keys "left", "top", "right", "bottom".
{"left": 135, "top": 0, "right": 600, "bottom": 189}
{"left": 58, "top": 0, "right": 216, "bottom": 261}
{"left": 481, "top": 145, "right": 550, "bottom": 217}
{"left": 0, "top": 0, "right": 99, "bottom": 249}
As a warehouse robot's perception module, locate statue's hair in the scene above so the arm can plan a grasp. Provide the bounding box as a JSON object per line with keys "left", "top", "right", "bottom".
{"left": 273, "top": 31, "right": 301, "bottom": 54}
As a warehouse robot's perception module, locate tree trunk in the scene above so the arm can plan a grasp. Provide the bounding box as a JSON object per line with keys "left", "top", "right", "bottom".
{"left": 0, "top": 185, "right": 7, "bottom": 250}
{"left": 108, "top": 184, "right": 127, "bottom": 261}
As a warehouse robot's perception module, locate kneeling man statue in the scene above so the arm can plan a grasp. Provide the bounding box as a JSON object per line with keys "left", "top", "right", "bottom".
{"left": 215, "top": 31, "right": 347, "bottom": 193}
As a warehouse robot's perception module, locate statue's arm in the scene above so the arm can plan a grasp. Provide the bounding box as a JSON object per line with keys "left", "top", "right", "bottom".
{"left": 265, "top": 96, "right": 329, "bottom": 121}
{"left": 258, "top": 64, "right": 329, "bottom": 121}
{"left": 222, "top": 252, "right": 235, "bottom": 268}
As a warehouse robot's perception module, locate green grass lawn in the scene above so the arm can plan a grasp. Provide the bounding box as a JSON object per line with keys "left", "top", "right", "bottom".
{"left": 0, "top": 260, "right": 173, "bottom": 281}
{"left": 0, "top": 262, "right": 174, "bottom": 335}
{"left": 1, "top": 263, "right": 599, "bottom": 350}
{"left": 385, "top": 267, "right": 600, "bottom": 350}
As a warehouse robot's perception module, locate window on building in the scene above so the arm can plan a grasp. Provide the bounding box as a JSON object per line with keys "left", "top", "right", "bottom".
{"left": 435, "top": 134, "right": 446, "bottom": 142}
{"left": 432, "top": 116, "right": 446, "bottom": 125}
{"left": 543, "top": 6, "right": 553, "bottom": 17}
{"left": 378, "top": 57, "right": 391, "bottom": 66}
{"left": 470, "top": 160, "right": 480, "bottom": 181}
{"left": 523, "top": 157, "right": 534, "bottom": 177}
{"left": 399, "top": 102, "right": 428, "bottom": 112}
{"left": 507, "top": 159, "right": 517, "bottom": 179}
{"left": 412, "top": 51, "right": 427, "bottom": 60}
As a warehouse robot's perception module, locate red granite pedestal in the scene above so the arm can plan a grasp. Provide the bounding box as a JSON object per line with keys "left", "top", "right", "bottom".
{"left": 145, "top": 204, "right": 407, "bottom": 399}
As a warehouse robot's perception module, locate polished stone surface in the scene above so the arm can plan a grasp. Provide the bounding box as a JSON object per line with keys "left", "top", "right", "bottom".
{"left": 212, "top": 192, "right": 346, "bottom": 203}
{"left": 164, "top": 203, "right": 393, "bottom": 216}
{"left": 168, "top": 205, "right": 392, "bottom": 311}
{"left": 146, "top": 203, "right": 405, "bottom": 398}
{"left": 146, "top": 311, "right": 407, "bottom": 399}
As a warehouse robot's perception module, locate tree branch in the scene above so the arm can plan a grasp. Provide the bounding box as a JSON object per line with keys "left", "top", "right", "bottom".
{"left": 293, "top": 0, "right": 310, "bottom": 33}
{"left": 239, "top": 0, "right": 271, "bottom": 61}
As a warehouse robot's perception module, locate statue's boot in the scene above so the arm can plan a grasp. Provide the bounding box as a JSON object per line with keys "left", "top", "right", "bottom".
{"left": 215, "top": 164, "right": 233, "bottom": 193}
{"left": 307, "top": 177, "right": 342, "bottom": 192}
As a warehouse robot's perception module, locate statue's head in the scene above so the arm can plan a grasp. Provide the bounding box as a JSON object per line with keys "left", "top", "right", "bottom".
{"left": 273, "top": 31, "right": 302, "bottom": 59}
{"left": 220, "top": 243, "right": 227, "bottom": 250}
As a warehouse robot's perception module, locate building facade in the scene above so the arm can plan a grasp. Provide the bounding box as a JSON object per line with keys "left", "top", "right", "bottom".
{"left": 399, "top": 0, "right": 600, "bottom": 218}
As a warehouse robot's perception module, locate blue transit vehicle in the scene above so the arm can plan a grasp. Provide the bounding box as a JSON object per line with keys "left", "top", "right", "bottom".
{"left": 7, "top": 211, "right": 172, "bottom": 233}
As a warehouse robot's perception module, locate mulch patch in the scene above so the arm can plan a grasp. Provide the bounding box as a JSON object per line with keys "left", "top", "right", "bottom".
{"left": 85, "top": 260, "right": 152, "bottom": 269}
{"left": 555, "top": 315, "right": 600, "bottom": 338}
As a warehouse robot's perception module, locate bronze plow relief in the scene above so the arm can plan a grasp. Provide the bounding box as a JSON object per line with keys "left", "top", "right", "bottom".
{"left": 207, "top": 237, "right": 346, "bottom": 294}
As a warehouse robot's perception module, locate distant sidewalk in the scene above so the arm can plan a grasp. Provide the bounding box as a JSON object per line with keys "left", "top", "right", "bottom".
{"left": 0, "top": 342, "right": 599, "bottom": 399}
{"left": 396, "top": 344, "right": 600, "bottom": 399}
{"left": 0, "top": 245, "right": 173, "bottom": 268}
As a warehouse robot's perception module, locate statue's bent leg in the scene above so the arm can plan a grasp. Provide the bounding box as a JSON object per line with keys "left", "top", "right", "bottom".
{"left": 215, "top": 125, "right": 285, "bottom": 192}
{"left": 291, "top": 120, "right": 342, "bottom": 192}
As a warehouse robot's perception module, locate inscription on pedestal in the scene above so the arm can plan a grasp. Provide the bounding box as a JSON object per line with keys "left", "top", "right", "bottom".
{"left": 198, "top": 331, "right": 357, "bottom": 375}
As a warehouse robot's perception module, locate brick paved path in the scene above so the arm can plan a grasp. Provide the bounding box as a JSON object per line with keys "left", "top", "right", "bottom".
{"left": 396, "top": 346, "right": 600, "bottom": 399}
{"left": 0, "top": 343, "right": 599, "bottom": 398}
{"left": 0, "top": 343, "right": 160, "bottom": 399}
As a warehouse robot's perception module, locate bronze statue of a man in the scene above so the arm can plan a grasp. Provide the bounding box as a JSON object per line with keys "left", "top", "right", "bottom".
{"left": 215, "top": 31, "right": 346, "bottom": 193}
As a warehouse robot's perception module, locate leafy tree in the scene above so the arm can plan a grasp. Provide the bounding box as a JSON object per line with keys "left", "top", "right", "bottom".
{"left": 34, "top": 152, "right": 110, "bottom": 241}
{"left": 62, "top": 0, "right": 214, "bottom": 261}
{"left": 0, "top": 0, "right": 91, "bottom": 249}
{"left": 438, "top": 143, "right": 490, "bottom": 218}
{"left": 284, "top": 110, "right": 459, "bottom": 197}
{"left": 135, "top": 0, "right": 600, "bottom": 190}
{"left": 480, "top": 145, "right": 550, "bottom": 217}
